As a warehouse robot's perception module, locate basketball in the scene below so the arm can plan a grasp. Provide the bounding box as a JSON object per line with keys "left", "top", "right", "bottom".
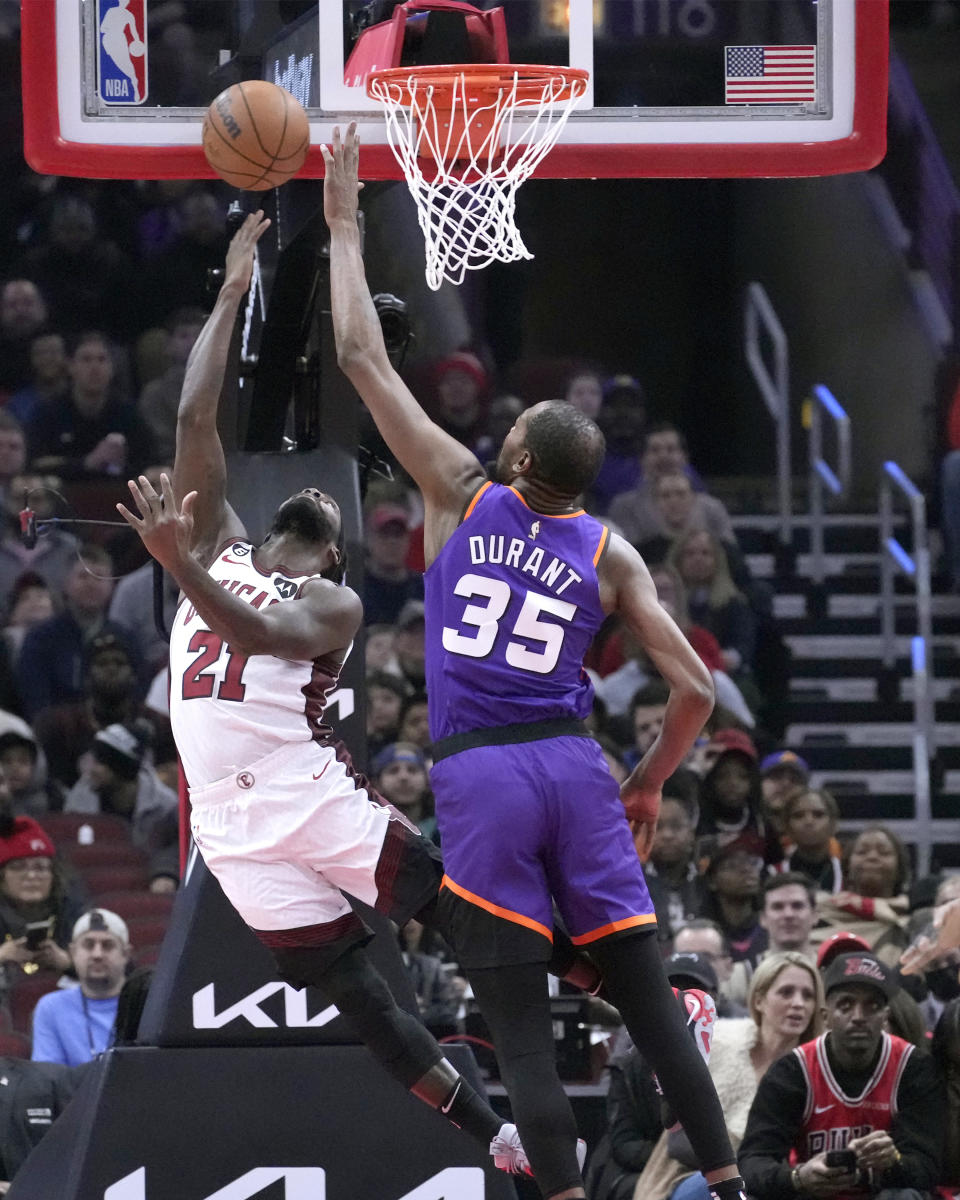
{"left": 202, "top": 80, "right": 310, "bottom": 192}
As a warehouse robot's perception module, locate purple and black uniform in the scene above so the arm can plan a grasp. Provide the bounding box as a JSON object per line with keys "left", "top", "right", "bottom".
{"left": 425, "top": 481, "right": 656, "bottom": 967}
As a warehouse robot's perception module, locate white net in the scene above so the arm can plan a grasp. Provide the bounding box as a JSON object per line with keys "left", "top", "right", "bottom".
{"left": 368, "top": 66, "right": 588, "bottom": 291}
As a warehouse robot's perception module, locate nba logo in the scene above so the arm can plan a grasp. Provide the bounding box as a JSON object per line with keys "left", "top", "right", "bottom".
{"left": 97, "top": 0, "right": 148, "bottom": 106}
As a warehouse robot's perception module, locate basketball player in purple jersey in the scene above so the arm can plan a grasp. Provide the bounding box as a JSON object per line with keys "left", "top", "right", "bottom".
{"left": 324, "top": 125, "right": 746, "bottom": 1200}
{"left": 116, "top": 210, "right": 585, "bottom": 1176}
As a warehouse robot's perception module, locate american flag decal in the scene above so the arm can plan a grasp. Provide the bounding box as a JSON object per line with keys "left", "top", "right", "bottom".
{"left": 724, "top": 45, "right": 816, "bottom": 105}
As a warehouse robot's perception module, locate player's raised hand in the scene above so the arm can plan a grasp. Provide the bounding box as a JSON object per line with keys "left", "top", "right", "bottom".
{"left": 321, "top": 123, "right": 364, "bottom": 225}
{"left": 224, "top": 210, "right": 271, "bottom": 293}
{"left": 117, "top": 472, "right": 197, "bottom": 572}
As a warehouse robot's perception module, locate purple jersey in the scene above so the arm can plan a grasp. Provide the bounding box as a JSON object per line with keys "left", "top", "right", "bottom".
{"left": 424, "top": 482, "right": 609, "bottom": 741}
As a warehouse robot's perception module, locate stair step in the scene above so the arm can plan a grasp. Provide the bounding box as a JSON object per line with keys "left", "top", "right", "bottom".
{"left": 790, "top": 656, "right": 956, "bottom": 677}
{"left": 786, "top": 723, "right": 960, "bottom": 747}
{"left": 747, "top": 552, "right": 882, "bottom": 578}
{"left": 733, "top": 522, "right": 908, "bottom": 555}
{"left": 798, "top": 745, "right": 960, "bottom": 770}
{"left": 789, "top": 677, "right": 960, "bottom": 702}
{"left": 785, "top": 701, "right": 960, "bottom": 724}
{"left": 785, "top": 634, "right": 960, "bottom": 658}
{"left": 769, "top": 574, "right": 947, "bottom": 595}
{"left": 809, "top": 768, "right": 960, "bottom": 794}
{"left": 774, "top": 594, "right": 960, "bottom": 620}
{"left": 777, "top": 614, "right": 960, "bottom": 636}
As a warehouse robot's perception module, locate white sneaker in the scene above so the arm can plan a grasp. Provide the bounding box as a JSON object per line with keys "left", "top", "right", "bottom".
{"left": 490, "top": 1123, "right": 586, "bottom": 1177}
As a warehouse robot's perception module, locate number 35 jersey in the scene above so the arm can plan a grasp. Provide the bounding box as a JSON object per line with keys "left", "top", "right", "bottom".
{"left": 424, "top": 482, "right": 609, "bottom": 741}
{"left": 168, "top": 538, "right": 343, "bottom": 789}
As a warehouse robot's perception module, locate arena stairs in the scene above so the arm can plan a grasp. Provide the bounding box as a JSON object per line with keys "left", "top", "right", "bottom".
{"left": 733, "top": 512, "right": 960, "bottom": 872}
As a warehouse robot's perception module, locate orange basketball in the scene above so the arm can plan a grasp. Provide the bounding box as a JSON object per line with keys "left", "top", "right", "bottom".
{"left": 202, "top": 80, "right": 310, "bottom": 191}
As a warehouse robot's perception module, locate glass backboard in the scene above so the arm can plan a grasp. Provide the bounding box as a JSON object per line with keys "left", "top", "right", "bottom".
{"left": 22, "top": 0, "right": 888, "bottom": 180}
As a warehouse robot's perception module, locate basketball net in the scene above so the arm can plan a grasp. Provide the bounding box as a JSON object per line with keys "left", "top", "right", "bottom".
{"left": 368, "top": 65, "right": 589, "bottom": 290}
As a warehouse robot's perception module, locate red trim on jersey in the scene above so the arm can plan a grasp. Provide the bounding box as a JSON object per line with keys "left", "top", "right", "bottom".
{"left": 253, "top": 912, "right": 366, "bottom": 948}
{"left": 373, "top": 816, "right": 409, "bottom": 911}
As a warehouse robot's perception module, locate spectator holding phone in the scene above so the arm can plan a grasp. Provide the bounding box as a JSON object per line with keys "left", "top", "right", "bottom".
{"left": 0, "top": 805, "right": 81, "bottom": 981}
{"left": 739, "top": 952, "right": 944, "bottom": 1200}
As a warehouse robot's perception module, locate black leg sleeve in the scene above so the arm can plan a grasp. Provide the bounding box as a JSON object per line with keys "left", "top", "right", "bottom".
{"left": 272, "top": 942, "right": 443, "bottom": 1089}
{"left": 592, "top": 932, "right": 736, "bottom": 1175}
{"left": 468, "top": 962, "right": 583, "bottom": 1199}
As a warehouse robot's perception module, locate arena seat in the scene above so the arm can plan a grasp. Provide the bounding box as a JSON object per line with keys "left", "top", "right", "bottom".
{"left": 90, "top": 891, "right": 175, "bottom": 921}
{"left": 0, "top": 1031, "right": 32, "bottom": 1059}
{"left": 61, "top": 843, "right": 147, "bottom": 871}
{"left": 77, "top": 864, "right": 150, "bottom": 895}
{"left": 123, "top": 916, "right": 171, "bottom": 949}
{"left": 8, "top": 971, "right": 61, "bottom": 1036}
{"left": 39, "top": 813, "right": 134, "bottom": 846}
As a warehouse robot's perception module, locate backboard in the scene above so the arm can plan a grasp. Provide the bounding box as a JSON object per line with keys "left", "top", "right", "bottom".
{"left": 22, "top": 0, "right": 888, "bottom": 181}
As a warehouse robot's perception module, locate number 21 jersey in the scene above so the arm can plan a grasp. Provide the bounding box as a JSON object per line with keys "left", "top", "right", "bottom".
{"left": 168, "top": 538, "right": 343, "bottom": 788}
{"left": 424, "top": 482, "right": 609, "bottom": 740}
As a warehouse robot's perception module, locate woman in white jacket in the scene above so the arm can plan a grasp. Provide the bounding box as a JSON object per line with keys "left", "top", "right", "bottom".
{"left": 632, "top": 950, "right": 824, "bottom": 1200}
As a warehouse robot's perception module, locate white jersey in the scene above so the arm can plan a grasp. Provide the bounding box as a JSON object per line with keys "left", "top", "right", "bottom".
{"left": 168, "top": 538, "right": 343, "bottom": 789}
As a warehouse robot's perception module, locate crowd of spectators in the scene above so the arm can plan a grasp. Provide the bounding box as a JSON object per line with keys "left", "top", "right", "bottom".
{"left": 1, "top": 250, "right": 958, "bottom": 1187}
{"left": 0, "top": 21, "right": 957, "bottom": 1186}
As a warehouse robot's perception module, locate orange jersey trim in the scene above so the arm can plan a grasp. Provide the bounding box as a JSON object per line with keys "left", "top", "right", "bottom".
{"left": 440, "top": 874, "right": 554, "bottom": 942}
{"left": 593, "top": 525, "right": 609, "bottom": 566}
{"left": 570, "top": 913, "right": 658, "bottom": 945}
{"left": 463, "top": 480, "right": 494, "bottom": 522}
{"left": 506, "top": 485, "right": 585, "bottom": 519}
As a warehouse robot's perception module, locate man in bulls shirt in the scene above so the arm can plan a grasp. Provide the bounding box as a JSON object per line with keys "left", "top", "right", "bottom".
{"left": 739, "top": 952, "right": 943, "bottom": 1199}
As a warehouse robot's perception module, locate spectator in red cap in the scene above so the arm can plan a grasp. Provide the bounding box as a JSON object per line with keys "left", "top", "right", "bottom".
{"left": 815, "top": 931, "right": 872, "bottom": 971}
{"left": 433, "top": 350, "right": 489, "bottom": 448}
{"left": 361, "top": 500, "right": 424, "bottom": 626}
{"left": 0, "top": 805, "right": 82, "bottom": 980}
{"left": 696, "top": 732, "right": 771, "bottom": 862}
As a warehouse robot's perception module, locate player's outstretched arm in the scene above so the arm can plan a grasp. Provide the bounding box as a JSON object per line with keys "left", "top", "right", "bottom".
{"left": 322, "top": 125, "right": 483, "bottom": 514}
{"left": 602, "top": 534, "right": 714, "bottom": 853}
{"left": 118, "top": 474, "right": 361, "bottom": 660}
{"left": 172, "top": 211, "right": 271, "bottom": 561}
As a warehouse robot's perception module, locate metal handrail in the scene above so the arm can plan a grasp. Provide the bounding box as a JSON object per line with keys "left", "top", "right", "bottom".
{"left": 879, "top": 461, "right": 935, "bottom": 874}
{"left": 808, "top": 385, "right": 851, "bottom": 585}
{"left": 745, "top": 282, "right": 791, "bottom": 546}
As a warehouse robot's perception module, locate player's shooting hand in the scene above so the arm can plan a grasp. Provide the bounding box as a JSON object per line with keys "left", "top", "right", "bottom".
{"left": 117, "top": 472, "right": 197, "bottom": 572}
{"left": 321, "top": 123, "right": 364, "bottom": 225}
{"left": 224, "top": 210, "right": 271, "bottom": 293}
{"left": 901, "top": 896, "right": 960, "bottom": 975}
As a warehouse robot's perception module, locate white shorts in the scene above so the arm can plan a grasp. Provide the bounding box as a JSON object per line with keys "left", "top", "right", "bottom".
{"left": 189, "top": 739, "right": 433, "bottom": 937}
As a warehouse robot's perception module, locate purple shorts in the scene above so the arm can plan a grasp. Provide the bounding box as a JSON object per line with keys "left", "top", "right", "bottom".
{"left": 431, "top": 735, "right": 656, "bottom": 961}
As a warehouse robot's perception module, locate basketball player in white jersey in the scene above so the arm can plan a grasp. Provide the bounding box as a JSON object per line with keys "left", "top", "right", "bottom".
{"left": 115, "top": 211, "right": 546, "bottom": 1173}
